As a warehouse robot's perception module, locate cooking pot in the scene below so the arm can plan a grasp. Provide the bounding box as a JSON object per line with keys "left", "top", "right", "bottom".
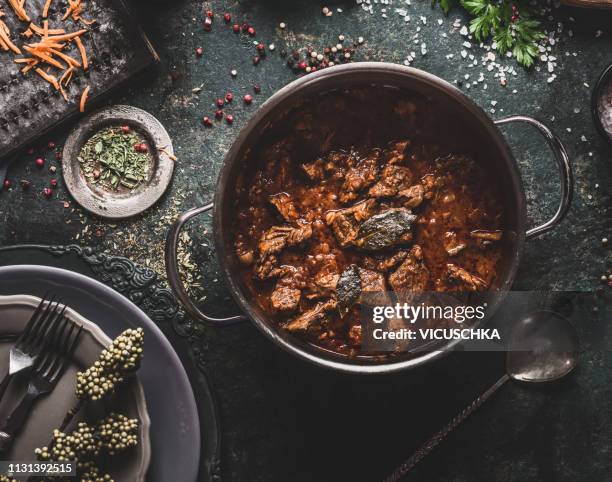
{"left": 165, "top": 63, "right": 573, "bottom": 373}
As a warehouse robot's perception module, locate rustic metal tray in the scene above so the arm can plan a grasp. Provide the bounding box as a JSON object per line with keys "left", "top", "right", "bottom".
{"left": 0, "top": 0, "right": 159, "bottom": 161}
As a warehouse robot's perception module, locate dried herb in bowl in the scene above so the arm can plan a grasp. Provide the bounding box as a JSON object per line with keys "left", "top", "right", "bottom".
{"left": 78, "top": 126, "right": 152, "bottom": 192}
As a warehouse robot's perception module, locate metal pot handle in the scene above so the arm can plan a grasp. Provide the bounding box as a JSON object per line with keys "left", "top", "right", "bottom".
{"left": 165, "top": 202, "right": 248, "bottom": 326}
{"left": 494, "top": 116, "right": 573, "bottom": 240}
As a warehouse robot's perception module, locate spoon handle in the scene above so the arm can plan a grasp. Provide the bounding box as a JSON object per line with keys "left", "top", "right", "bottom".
{"left": 384, "top": 373, "right": 511, "bottom": 482}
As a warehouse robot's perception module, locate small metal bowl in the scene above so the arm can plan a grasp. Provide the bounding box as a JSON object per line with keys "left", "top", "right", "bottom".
{"left": 62, "top": 105, "right": 175, "bottom": 219}
{"left": 592, "top": 63, "right": 612, "bottom": 146}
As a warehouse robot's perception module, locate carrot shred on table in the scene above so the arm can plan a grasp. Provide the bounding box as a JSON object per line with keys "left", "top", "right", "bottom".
{"left": 60, "top": 66, "right": 74, "bottom": 86}
{"left": 23, "top": 45, "right": 65, "bottom": 69}
{"left": 48, "top": 47, "right": 80, "bottom": 68}
{"left": 73, "top": 36, "right": 87, "bottom": 69}
{"left": 0, "top": 24, "right": 20, "bottom": 54}
{"left": 46, "top": 29, "right": 86, "bottom": 41}
{"left": 42, "top": 0, "right": 53, "bottom": 18}
{"left": 35, "top": 67, "right": 59, "bottom": 90}
{"left": 29, "top": 23, "right": 64, "bottom": 35}
{"left": 158, "top": 146, "right": 178, "bottom": 162}
{"left": 8, "top": 0, "right": 30, "bottom": 22}
{"left": 80, "top": 85, "right": 90, "bottom": 112}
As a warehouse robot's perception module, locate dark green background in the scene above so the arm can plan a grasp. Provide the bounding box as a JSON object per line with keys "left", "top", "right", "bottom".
{"left": 1, "top": 0, "right": 612, "bottom": 480}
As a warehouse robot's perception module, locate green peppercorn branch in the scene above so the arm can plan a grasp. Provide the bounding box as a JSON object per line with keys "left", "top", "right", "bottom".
{"left": 36, "top": 413, "right": 139, "bottom": 482}
{"left": 60, "top": 328, "right": 144, "bottom": 432}
{"left": 432, "top": 0, "right": 546, "bottom": 67}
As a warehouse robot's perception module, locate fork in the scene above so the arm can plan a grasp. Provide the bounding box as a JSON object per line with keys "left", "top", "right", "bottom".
{"left": 0, "top": 296, "right": 66, "bottom": 404}
{"left": 0, "top": 313, "right": 82, "bottom": 454}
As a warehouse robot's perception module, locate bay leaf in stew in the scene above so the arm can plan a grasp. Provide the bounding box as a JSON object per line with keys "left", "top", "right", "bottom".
{"left": 354, "top": 208, "right": 417, "bottom": 251}
{"left": 336, "top": 264, "right": 361, "bottom": 316}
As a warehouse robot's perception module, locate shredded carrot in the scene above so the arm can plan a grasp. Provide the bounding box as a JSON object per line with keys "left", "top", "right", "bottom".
{"left": 158, "top": 146, "right": 178, "bottom": 162}
{"left": 23, "top": 45, "right": 65, "bottom": 69}
{"left": 8, "top": 0, "right": 30, "bottom": 22}
{"left": 4, "top": 0, "right": 95, "bottom": 105}
{"left": 59, "top": 66, "right": 74, "bottom": 86}
{"left": 21, "top": 61, "right": 37, "bottom": 73}
{"left": 42, "top": 0, "right": 53, "bottom": 18}
{"left": 73, "top": 36, "right": 87, "bottom": 69}
{"left": 0, "top": 20, "right": 20, "bottom": 55}
{"left": 80, "top": 85, "right": 90, "bottom": 112}
{"left": 46, "top": 29, "right": 86, "bottom": 42}
{"left": 48, "top": 47, "right": 80, "bottom": 68}
{"left": 29, "top": 23, "right": 64, "bottom": 36}
{"left": 62, "top": 0, "right": 78, "bottom": 20}
{"left": 35, "top": 67, "right": 59, "bottom": 90}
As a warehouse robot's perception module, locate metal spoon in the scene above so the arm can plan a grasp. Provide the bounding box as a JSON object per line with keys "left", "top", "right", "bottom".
{"left": 384, "top": 310, "right": 580, "bottom": 482}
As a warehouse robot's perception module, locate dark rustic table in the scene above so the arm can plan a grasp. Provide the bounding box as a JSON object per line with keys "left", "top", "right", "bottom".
{"left": 1, "top": 1, "right": 611, "bottom": 481}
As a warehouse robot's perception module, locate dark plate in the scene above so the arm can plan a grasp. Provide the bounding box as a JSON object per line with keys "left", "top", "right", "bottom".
{"left": 0, "top": 265, "right": 201, "bottom": 482}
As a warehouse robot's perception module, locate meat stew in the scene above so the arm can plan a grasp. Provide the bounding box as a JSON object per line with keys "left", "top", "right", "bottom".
{"left": 231, "top": 87, "right": 505, "bottom": 356}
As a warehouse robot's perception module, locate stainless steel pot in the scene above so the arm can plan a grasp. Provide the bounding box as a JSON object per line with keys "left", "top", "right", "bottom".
{"left": 165, "top": 63, "right": 573, "bottom": 374}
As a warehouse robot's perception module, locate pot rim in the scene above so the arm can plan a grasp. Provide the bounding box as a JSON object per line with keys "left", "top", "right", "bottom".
{"left": 213, "top": 62, "right": 526, "bottom": 374}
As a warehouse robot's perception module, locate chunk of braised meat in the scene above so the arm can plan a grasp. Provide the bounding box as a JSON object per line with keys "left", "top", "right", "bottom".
{"left": 258, "top": 223, "right": 313, "bottom": 258}
{"left": 386, "top": 140, "right": 411, "bottom": 165}
{"left": 271, "top": 284, "right": 301, "bottom": 312}
{"left": 301, "top": 158, "right": 326, "bottom": 182}
{"left": 446, "top": 264, "right": 488, "bottom": 291}
{"left": 398, "top": 174, "right": 435, "bottom": 209}
{"left": 358, "top": 267, "right": 390, "bottom": 307}
{"left": 359, "top": 268, "right": 387, "bottom": 293}
{"left": 443, "top": 231, "right": 466, "bottom": 256}
{"left": 271, "top": 267, "right": 307, "bottom": 312}
{"left": 389, "top": 245, "right": 430, "bottom": 292}
{"left": 306, "top": 256, "right": 340, "bottom": 300}
{"left": 269, "top": 193, "right": 299, "bottom": 222}
{"left": 339, "top": 151, "right": 380, "bottom": 203}
{"left": 254, "top": 255, "right": 279, "bottom": 280}
{"left": 235, "top": 238, "right": 255, "bottom": 266}
{"left": 325, "top": 199, "right": 377, "bottom": 247}
{"left": 368, "top": 165, "right": 413, "bottom": 198}
{"left": 376, "top": 250, "right": 409, "bottom": 272}
{"left": 284, "top": 299, "right": 337, "bottom": 334}
{"left": 347, "top": 324, "right": 362, "bottom": 346}
{"left": 470, "top": 229, "right": 503, "bottom": 249}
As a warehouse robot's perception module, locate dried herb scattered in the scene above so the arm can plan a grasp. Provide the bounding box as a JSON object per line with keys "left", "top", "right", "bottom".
{"left": 78, "top": 126, "right": 152, "bottom": 192}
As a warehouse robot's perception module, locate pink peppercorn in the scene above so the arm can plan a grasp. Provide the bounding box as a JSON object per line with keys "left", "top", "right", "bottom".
{"left": 35, "top": 158, "right": 44, "bottom": 168}
{"left": 225, "top": 114, "right": 234, "bottom": 124}
{"left": 3, "top": 179, "right": 10, "bottom": 189}
{"left": 253, "top": 56, "right": 260, "bottom": 65}
{"left": 232, "top": 24, "right": 240, "bottom": 33}
{"left": 206, "top": 10, "right": 214, "bottom": 18}
{"left": 43, "top": 188, "right": 52, "bottom": 198}
{"left": 225, "top": 92, "right": 233, "bottom": 103}
{"left": 243, "top": 94, "right": 253, "bottom": 104}
{"left": 253, "top": 84, "right": 261, "bottom": 93}
{"left": 47, "top": 141, "right": 55, "bottom": 149}
{"left": 50, "top": 179, "right": 58, "bottom": 188}
{"left": 195, "top": 47, "right": 204, "bottom": 57}
{"left": 223, "top": 13, "right": 231, "bottom": 23}
{"left": 216, "top": 98, "right": 225, "bottom": 108}
{"left": 215, "top": 109, "right": 224, "bottom": 119}
{"left": 202, "top": 116, "right": 213, "bottom": 127}
{"left": 247, "top": 27, "right": 255, "bottom": 36}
